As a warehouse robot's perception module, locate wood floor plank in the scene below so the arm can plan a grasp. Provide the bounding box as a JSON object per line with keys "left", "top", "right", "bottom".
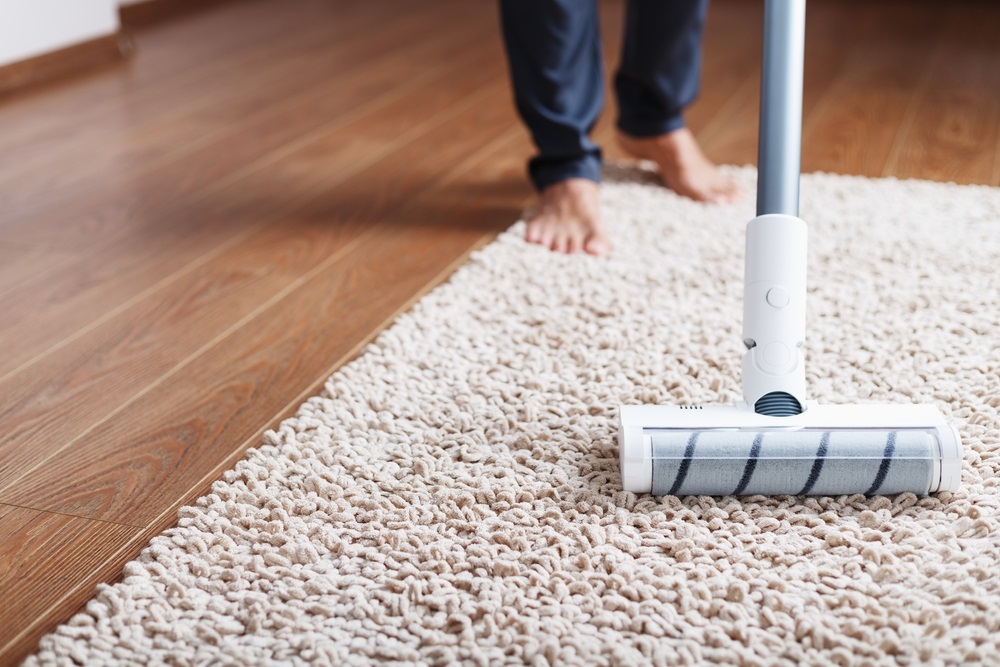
{"left": 0, "top": 11, "right": 323, "bottom": 177}
{"left": 1, "top": 17, "right": 500, "bottom": 251}
{"left": 0, "top": 0, "right": 365, "bottom": 157}
{"left": 0, "top": 504, "right": 140, "bottom": 661}
{"left": 1, "top": 1, "right": 487, "bottom": 236}
{"left": 0, "top": 83, "right": 517, "bottom": 494}
{"left": 799, "top": 5, "right": 945, "bottom": 177}
{"left": 0, "top": 0, "right": 477, "bottom": 222}
{"left": 0, "top": 127, "right": 527, "bottom": 527}
{"left": 881, "top": 7, "right": 1000, "bottom": 184}
{"left": 0, "top": 25, "right": 508, "bottom": 378}
{"left": 700, "top": 0, "right": 862, "bottom": 168}
{"left": 0, "top": 245, "right": 72, "bottom": 295}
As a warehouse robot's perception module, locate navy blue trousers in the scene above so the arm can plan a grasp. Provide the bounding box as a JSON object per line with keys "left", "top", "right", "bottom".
{"left": 500, "top": 0, "right": 709, "bottom": 191}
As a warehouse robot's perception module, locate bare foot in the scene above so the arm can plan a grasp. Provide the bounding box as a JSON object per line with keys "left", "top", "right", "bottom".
{"left": 617, "top": 127, "right": 742, "bottom": 204}
{"left": 524, "top": 178, "right": 611, "bottom": 256}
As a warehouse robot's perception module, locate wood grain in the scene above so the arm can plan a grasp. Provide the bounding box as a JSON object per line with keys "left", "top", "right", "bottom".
{"left": 0, "top": 20, "right": 505, "bottom": 378}
{"left": 881, "top": 6, "right": 1000, "bottom": 184}
{"left": 0, "top": 83, "right": 517, "bottom": 494}
{"left": 0, "top": 504, "right": 140, "bottom": 653}
{"left": 1, "top": 137, "right": 526, "bottom": 528}
{"left": 0, "top": 0, "right": 378, "bottom": 157}
{"left": 0, "top": 10, "right": 494, "bottom": 246}
{"left": 801, "top": 4, "right": 946, "bottom": 177}
{"left": 0, "top": 4, "right": 294, "bottom": 157}
{"left": 0, "top": 1, "right": 472, "bottom": 223}
{"left": 0, "top": 245, "right": 71, "bottom": 295}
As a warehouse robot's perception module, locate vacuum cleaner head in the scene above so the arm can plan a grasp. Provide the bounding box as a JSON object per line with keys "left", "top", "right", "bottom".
{"left": 619, "top": 403, "right": 962, "bottom": 496}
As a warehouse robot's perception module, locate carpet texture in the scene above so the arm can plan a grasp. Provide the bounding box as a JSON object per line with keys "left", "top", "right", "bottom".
{"left": 27, "top": 167, "right": 1000, "bottom": 666}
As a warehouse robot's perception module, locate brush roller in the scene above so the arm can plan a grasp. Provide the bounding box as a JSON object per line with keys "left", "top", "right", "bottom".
{"left": 619, "top": 404, "right": 962, "bottom": 496}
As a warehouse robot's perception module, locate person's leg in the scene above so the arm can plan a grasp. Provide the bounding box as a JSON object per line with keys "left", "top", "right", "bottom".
{"left": 500, "top": 0, "right": 604, "bottom": 190}
{"left": 499, "top": 0, "right": 610, "bottom": 255}
{"left": 614, "top": 0, "right": 741, "bottom": 203}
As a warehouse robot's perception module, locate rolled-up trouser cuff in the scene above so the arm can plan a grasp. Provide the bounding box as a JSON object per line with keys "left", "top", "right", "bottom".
{"left": 528, "top": 150, "right": 603, "bottom": 191}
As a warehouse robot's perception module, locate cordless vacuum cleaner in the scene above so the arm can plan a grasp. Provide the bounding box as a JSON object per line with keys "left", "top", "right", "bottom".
{"left": 618, "top": 0, "right": 962, "bottom": 497}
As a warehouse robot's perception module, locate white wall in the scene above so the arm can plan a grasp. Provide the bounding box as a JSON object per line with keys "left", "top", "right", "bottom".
{"left": 0, "top": 0, "right": 121, "bottom": 68}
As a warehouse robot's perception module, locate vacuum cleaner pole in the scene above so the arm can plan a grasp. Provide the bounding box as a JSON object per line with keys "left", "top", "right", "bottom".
{"left": 757, "top": 0, "right": 806, "bottom": 218}
{"left": 741, "top": 0, "right": 809, "bottom": 416}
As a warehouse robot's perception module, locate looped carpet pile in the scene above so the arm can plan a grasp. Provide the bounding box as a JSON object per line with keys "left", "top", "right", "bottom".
{"left": 27, "top": 167, "right": 1000, "bottom": 666}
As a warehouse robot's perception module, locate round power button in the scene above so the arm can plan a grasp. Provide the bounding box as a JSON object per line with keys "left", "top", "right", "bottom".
{"left": 766, "top": 287, "right": 790, "bottom": 308}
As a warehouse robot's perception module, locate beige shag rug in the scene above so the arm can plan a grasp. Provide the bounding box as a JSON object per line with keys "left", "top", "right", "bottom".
{"left": 27, "top": 167, "right": 1000, "bottom": 666}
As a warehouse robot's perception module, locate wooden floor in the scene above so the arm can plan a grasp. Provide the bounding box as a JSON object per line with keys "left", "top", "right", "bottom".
{"left": 1, "top": 0, "right": 998, "bottom": 662}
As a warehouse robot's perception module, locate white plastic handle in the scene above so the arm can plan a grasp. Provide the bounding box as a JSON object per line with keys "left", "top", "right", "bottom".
{"left": 741, "top": 213, "right": 808, "bottom": 410}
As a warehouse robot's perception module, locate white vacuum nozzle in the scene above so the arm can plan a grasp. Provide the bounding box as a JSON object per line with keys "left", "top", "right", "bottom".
{"left": 618, "top": 403, "right": 961, "bottom": 496}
